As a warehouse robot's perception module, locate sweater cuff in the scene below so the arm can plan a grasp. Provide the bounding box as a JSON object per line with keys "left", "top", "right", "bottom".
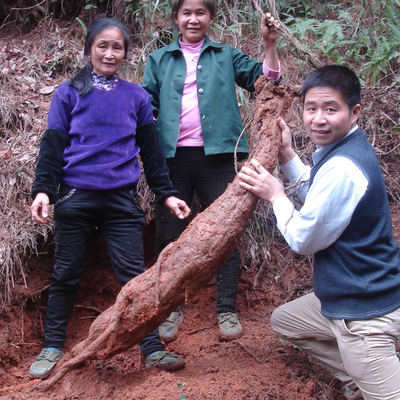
{"left": 136, "top": 122, "right": 179, "bottom": 204}
{"left": 263, "top": 60, "right": 282, "bottom": 82}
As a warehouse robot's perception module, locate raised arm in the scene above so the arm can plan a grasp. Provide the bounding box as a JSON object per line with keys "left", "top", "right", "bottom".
{"left": 261, "top": 13, "right": 280, "bottom": 71}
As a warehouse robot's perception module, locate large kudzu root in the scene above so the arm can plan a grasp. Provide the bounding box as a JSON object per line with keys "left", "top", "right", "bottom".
{"left": 32, "top": 78, "right": 298, "bottom": 391}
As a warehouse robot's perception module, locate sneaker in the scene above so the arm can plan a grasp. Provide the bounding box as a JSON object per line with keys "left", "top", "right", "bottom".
{"left": 218, "top": 312, "right": 243, "bottom": 341}
{"left": 342, "top": 383, "right": 363, "bottom": 400}
{"left": 159, "top": 308, "right": 184, "bottom": 343}
{"left": 29, "top": 348, "right": 64, "bottom": 378}
{"left": 145, "top": 351, "right": 185, "bottom": 372}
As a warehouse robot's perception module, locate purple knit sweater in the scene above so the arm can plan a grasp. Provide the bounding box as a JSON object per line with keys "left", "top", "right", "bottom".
{"left": 47, "top": 79, "right": 153, "bottom": 190}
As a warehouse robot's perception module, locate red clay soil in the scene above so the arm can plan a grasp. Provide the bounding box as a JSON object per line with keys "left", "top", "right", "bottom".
{"left": 1, "top": 206, "right": 398, "bottom": 400}
{"left": 0, "top": 242, "right": 328, "bottom": 400}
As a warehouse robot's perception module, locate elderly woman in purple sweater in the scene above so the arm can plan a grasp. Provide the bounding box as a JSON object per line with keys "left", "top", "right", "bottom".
{"left": 29, "top": 17, "right": 190, "bottom": 379}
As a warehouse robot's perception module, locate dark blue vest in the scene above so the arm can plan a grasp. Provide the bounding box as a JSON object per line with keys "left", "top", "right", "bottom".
{"left": 309, "top": 129, "right": 400, "bottom": 319}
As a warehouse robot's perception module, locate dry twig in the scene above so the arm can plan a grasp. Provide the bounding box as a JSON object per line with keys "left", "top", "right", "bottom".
{"left": 252, "top": 0, "right": 322, "bottom": 68}
{"left": 236, "top": 341, "right": 270, "bottom": 368}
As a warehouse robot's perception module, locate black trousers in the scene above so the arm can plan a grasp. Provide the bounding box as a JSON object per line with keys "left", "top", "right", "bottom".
{"left": 155, "top": 147, "right": 242, "bottom": 313}
{"left": 44, "top": 185, "right": 162, "bottom": 357}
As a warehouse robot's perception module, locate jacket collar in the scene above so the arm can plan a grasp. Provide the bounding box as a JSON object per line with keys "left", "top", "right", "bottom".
{"left": 166, "top": 35, "right": 223, "bottom": 53}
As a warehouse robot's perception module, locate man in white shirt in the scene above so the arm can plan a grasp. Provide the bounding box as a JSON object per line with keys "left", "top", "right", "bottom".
{"left": 238, "top": 65, "right": 400, "bottom": 400}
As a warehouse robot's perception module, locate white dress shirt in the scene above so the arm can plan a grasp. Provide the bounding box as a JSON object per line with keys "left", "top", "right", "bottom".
{"left": 273, "top": 126, "right": 369, "bottom": 255}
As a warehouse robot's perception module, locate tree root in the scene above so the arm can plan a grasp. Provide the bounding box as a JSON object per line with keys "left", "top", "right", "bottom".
{"left": 12, "top": 78, "right": 299, "bottom": 394}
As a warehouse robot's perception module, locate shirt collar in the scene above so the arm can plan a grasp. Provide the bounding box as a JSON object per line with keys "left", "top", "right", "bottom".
{"left": 179, "top": 37, "right": 205, "bottom": 53}
{"left": 166, "top": 35, "right": 223, "bottom": 53}
{"left": 312, "top": 125, "right": 359, "bottom": 165}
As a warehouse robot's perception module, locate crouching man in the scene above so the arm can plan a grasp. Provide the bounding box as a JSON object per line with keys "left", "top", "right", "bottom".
{"left": 238, "top": 65, "right": 400, "bottom": 400}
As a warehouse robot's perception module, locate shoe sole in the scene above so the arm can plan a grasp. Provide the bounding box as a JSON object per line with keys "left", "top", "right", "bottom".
{"left": 30, "top": 370, "right": 53, "bottom": 378}
{"left": 146, "top": 361, "right": 186, "bottom": 372}
{"left": 219, "top": 330, "right": 243, "bottom": 341}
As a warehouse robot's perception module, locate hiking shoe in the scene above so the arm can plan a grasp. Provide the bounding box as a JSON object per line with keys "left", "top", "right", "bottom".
{"left": 159, "top": 308, "right": 184, "bottom": 343}
{"left": 145, "top": 351, "right": 185, "bottom": 372}
{"left": 29, "top": 348, "right": 64, "bottom": 378}
{"left": 218, "top": 312, "right": 243, "bottom": 341}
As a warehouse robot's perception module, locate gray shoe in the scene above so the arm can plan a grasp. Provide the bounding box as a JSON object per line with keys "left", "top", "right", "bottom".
{"left": 159, "top": 308, "right": 184, "bottom": 343}
{"left": 145, "top": 351, "right": 185, "bottom": 372}
{"left": 342, "top": 383, "right": 363, "bottom": 400}
{"left": 29, "top": 348, "right": 64, "bottom": 378}
{"left": 218, "top": 312, "right": 243, "bottom": 341}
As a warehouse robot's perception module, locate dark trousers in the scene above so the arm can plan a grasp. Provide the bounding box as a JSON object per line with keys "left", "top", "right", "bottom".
{"left": 44, "top": 185, "right": 162, "bottom": 357}
{"left": 155, "top": 147, "right": 242, "bottom": 313}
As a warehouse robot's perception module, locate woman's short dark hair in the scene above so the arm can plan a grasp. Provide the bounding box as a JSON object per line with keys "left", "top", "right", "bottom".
{"left": 83, "top": 17, "right": 130, "bottom": 59}
{"left": 301, "top": 65, "right": 361, "bottom": 111}
{"left": 70, "top": 18, "right": 131, "bottom": 97}
{"left": 170, "top": 0, "right": 216, "bottom": 24}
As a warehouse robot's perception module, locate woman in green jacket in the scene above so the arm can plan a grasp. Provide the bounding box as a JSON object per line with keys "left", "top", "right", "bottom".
{"left": 142, "top": 0, "right": 281, "bottom": 343}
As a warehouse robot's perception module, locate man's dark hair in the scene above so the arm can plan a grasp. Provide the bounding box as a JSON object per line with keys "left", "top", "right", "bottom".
{"left": 302, "top": 65, "right": 361, "bottom": 111}
{"left": 70, "top": 18, "right": 131, "bottom": 97}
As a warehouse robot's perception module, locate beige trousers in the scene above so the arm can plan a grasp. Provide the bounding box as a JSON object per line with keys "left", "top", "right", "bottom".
{"left": 271, "top": 293, "right": 400, "bottom": 400}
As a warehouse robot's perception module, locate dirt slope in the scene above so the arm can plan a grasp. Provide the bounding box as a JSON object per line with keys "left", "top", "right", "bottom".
{"left": 0, "top": 233, "right": 345, "bottom": 400}
{"left": 1, "top": 18, "right": 400, "bottom": 400}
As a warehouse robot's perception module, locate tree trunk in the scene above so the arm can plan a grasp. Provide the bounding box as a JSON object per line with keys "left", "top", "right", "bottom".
{"left": 38, "top": 77, "right": 299, "bottom": 390}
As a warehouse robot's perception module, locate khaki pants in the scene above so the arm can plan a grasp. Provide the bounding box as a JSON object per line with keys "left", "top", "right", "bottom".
{"left": 271, "top": 293, "right": 400, "bottom": 400}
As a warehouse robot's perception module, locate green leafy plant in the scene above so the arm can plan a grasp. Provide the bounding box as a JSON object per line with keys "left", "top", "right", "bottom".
{"left": 281, "top": 0, "right": 400, "bottom": 84}
{"left": 76, "top": 17, "right": 87, "bottom": 36}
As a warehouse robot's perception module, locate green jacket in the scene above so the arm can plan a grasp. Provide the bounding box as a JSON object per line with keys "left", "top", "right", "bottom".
{"left": 141, "top": 35, "right": 264, "bottom": 158}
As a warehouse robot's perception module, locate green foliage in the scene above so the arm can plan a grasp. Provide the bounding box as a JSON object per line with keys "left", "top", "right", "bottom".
{"left": 126, "top": 0, "right": 171, "bottom": 29}
{"left": 76, "top": 17, "right": 87, "bottom": 36}
{"left": 279, "top": 0, "right": 352, "bottom": 19}
{"left": 127, "top": 0, "right": 173, "bottom": 75}
{"left": 281, "top": 0, "right": 400, "bottom": 84}
{"left": 212, "top": 1, "right": 256, "bottom": 42}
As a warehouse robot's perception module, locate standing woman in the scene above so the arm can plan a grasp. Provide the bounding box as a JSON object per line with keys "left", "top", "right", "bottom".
{"left": 142, "top": 0, "right": 281, "bottom": 342}
{"left": 29, "top": 17, "right": 190, "bottom": 379}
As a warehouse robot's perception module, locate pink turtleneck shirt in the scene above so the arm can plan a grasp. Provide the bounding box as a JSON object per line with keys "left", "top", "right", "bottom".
{"left": 178, "top": 38, "right": 281, "bottom": 148}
